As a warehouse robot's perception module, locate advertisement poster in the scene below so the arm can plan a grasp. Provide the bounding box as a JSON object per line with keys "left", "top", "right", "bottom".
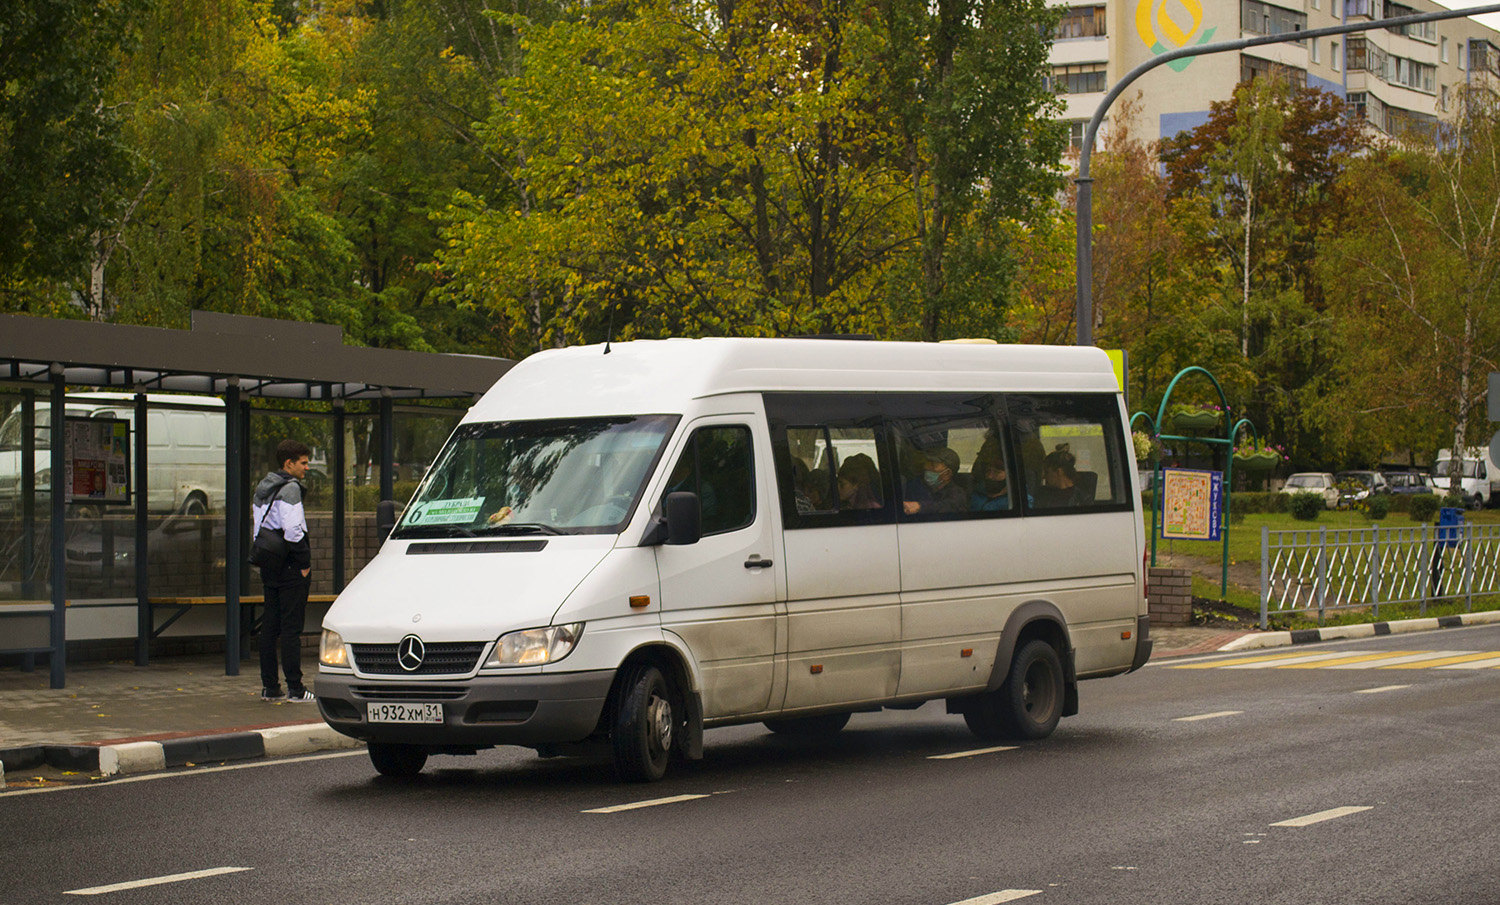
{"left": 1160, "top": 467, "right": 1222, "bottom": 541}
{"left": 64, "top": 418, "right": 131, "bottom": 504}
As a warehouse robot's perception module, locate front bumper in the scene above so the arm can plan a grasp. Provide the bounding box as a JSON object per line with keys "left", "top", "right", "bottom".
{"left": 314, "top": 669, "right": 617, "bottom": 748}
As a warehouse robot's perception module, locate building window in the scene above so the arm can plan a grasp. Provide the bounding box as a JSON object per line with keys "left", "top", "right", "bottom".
{"left": 1242, "top": 54, "right": 1308, "bottom": 86}
{"left": 1048, "top": 64, "right": 1108, "bottom": 94}
{"left": 1441, "top": 36, "right": 1449, "bottom": 63}
{"left": 1068, "top": 120, "right": 1087, "bottom": 149}
{"left": 1242, "top": 0, "right": 1307, "bottom": 42}
{"left": 1056, "top": 6, "right": 1107, "bottom": 40}
{"left": 1312, "top": 40, "right": 1320, "bottom": 64}
{"left": 1312, "top": 0, "right": 1320, "bottom": 9}
{"left": 1332, "top": 41, "right": 1341, "bottom": 71}
{"left": 1459, "top": 42, "right": 1466, "bottom": 70}
{"left": 1384, "top": 3, "right": 1436, "bottom": 42}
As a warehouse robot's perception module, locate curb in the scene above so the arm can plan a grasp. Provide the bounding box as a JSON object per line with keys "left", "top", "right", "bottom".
{"left": 0, "top": 722, "right": 362, "bottom": 779}
{"left": 1218, "top": 609, "right": 1500, "bottom": 653}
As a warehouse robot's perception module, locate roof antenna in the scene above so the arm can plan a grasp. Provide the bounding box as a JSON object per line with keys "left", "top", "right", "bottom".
{"left": 603, "top": 296, "right": 618, "bottom": 355}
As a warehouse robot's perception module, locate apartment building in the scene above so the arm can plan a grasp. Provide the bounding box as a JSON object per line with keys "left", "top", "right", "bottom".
{"left": 1050, "top": 0, "right": 1500, "bottom": 146}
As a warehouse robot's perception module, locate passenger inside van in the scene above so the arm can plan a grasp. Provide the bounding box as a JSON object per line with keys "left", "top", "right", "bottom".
{"left": 1035, "top": 445, "right": 1090, "bottom": 508}
{"left": 970, "top": 441, "right": 1011, "bottom": 512}
{"left": 902, "top": 447, "right": 966, "bottom": 515}
{"left": 836, "top": 453, "right": 882, "bottom": 510}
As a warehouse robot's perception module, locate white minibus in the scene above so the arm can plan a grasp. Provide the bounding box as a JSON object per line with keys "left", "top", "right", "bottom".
{"left": 315, "top": 339, "right": 1150, "bottom": 781}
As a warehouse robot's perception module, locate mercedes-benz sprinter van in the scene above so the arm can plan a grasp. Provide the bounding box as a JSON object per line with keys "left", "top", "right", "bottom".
{"left": 315, "top": 339, "right": 1150, "bottom": 781}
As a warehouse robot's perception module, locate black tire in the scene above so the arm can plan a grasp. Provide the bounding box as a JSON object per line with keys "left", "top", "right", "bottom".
{"left": 611, "top": 664, "right": 677, "bottom": 782}
{"left": 962, "top": 639, "right": 1065, "bottom": 742}
{"left": 180, "top": 493, "right": 209, "bottom": 516}
{"left": 368, "top": 742, "right": 427, "bottom": 777}
{"left": 763, "top": 712, "right": 851, "bottom": 738}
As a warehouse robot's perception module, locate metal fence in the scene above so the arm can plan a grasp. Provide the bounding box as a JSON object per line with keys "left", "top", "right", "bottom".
{"left": 1260, "top": 523, "right": 1500, "bottom": 628}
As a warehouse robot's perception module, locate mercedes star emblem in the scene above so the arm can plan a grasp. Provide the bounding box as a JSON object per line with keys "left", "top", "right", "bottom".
{"left": 397, "top": 634, "right": 426, "bottom": 672}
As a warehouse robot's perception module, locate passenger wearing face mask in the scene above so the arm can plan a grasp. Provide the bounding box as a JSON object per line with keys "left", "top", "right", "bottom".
{"left": 970, "top": 443, "right": 1011, "bottom": 512}
{"left": 902, "top": 447, "right": 967, "bottom": 515}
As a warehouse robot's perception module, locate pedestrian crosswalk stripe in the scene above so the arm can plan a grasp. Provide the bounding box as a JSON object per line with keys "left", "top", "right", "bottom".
{"left": 1382, "top": 651, "right": 1500, "bottom": 669}
{"left": 1277, "top": 651, "right": 1422, "bottom": 668}
{"left": 1172, "top": 651, "right": 1330, "bottom": 669}
{"left": 1172, "top": 650, "right": 1500, "bottom": 670}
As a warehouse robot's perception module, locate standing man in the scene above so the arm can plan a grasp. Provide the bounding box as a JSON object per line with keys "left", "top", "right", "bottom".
{"left": 253, "top": 439, "right": 314, "bottom": 702}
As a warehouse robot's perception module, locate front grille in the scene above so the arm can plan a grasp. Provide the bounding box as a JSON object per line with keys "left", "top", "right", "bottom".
{"left": 351, "top": 684, "right": 470, "bottom": 701}
{"left": 350, "top": 642, "right": 487, "bottom": 676}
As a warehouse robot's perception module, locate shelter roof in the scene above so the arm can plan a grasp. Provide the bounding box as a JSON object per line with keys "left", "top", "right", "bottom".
{"left": 0, "top": 311, "right": 512, "bottom": 399}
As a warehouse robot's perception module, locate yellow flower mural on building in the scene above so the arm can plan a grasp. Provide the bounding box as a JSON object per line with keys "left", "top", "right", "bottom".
{"left": 1135, "top": 0, "right": 1217, "bottom": 71}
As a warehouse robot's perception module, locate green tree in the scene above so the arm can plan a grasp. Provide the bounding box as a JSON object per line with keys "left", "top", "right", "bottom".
{"left": 1317, "top": 90, "right": 1500, "bottom": 482}
{"left": 0, "top": 0, "right": 138, "bottom": 311}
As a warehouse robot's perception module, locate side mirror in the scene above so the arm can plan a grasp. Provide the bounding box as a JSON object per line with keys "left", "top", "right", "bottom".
{"left": 377, "top": 499, "right": 397, "bottom": 545}
{"left": 664, "top": 491, "right": 702, "bottom": 546}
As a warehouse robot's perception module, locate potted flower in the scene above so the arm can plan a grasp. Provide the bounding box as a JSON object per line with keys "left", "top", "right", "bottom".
{"left": 1131, "top": 430, "right": 1161, "bottom": 464}
{"left": 1232, "top": 439, "right": 1284, "bottom": 472}
{"left": 1168, "top": 403, "right": 1221, "bottom": 433}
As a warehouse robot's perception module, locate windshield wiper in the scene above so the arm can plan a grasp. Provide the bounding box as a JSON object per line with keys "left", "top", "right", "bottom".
{"left": 481, "top": 522, "right": 566, "bottom": 536}
{"left": 391, "top": 524, "right": 479, "bottom": 539}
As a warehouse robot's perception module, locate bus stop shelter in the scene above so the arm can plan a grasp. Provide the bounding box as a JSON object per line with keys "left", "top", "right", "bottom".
{"left": 0, "top": 311, "right": 513, "bottom": 687}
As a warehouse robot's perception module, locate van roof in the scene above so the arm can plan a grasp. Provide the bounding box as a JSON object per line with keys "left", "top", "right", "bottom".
{"left": 468, "top": 338, "right": 1120, "bottom": 422}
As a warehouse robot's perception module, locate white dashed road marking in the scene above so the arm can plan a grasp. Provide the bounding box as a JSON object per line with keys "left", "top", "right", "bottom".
{"left": 1271, "top": 806, "right": 1373, "bottom": 827}
{"left": 946, "top": 890, "right": 1043, "bottom": 904}
{"left": 1355, "top": 685, "right": 1411, "bottom": 694}
{"left": 65, "top": 867, "right": 252, "bottom": 896}
{"left": 583, "top": 793, "right": 710, "bottom": 814}
{"left": 1172, "top": 710, "right": 1243, "bottom": 722}
{"left": 928, "top": 746, "right": 1018, "bottom": 760}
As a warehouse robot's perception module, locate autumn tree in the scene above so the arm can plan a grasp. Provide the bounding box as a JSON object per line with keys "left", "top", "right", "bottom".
{"left": 1317, "top": 89, "right": 1500, "bottom": 480}
{"left": 1158, "top": 76, "right": 1365, "bottom": 467}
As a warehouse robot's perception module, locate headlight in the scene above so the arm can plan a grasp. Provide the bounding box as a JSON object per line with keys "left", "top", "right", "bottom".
{"left": 320, "top": 629, "right": 349, "bottom": 667}
{"left": 484, "top": 623, "right": 583, "bottom": 668}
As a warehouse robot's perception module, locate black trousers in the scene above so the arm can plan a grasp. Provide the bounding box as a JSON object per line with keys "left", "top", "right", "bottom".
{"left": 260, "top": 575, "right": 311, "bottom": 691}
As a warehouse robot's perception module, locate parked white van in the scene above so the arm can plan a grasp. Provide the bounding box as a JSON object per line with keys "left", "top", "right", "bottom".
{"left": 0, "top": 393, "right": 225, "bottom": 515}
{"left": 315, "top": 339, "right": 1150, "bottom": 781}
{"left": 1433, "top": 447, "right": 1500, "bottom": 509}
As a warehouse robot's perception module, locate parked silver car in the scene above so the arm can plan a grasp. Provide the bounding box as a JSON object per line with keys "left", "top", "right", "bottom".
{"left": 1280, "top": 472, "right": 1338, "bottom": 509}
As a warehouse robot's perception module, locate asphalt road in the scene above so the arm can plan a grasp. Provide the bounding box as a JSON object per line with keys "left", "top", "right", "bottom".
{"left": 5, "top": 624, "right": 1500, "bottom": 905}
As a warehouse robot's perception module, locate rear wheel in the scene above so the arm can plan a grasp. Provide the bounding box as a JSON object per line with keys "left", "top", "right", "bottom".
{"left": 962, "top": 639, "right": 1065, "bottom": 742}
{"left": 611, "top": 664, "right": 677, "bottom": 782}
{"left": 763, "top": 712, "right": 851, "bottom": 738}
{"left": 180, "top": 493, "right": 209, "bottom": 516}
{"left": 368, "top": 742, "right": 427, "bottom": 777}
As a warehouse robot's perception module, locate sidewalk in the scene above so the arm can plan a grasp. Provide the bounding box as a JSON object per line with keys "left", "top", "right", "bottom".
{"left": 12, "top": 616, "right": 1495, "bottom": 787}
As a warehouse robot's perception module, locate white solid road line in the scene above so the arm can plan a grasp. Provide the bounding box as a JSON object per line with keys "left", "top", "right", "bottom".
{"left": 64, "top": 867, "right": 252, "bottom": 896}
{"left": 928, "top": 746, "right": 1019, "bottom": 760}
{"left": 1173, "top": 710, "right": 1243, "bottom": 722}
{"left": 583, "top": 793, "right": 710, "bottom": 814}
{"left": 1328, "top": 651, "right": 1467, "bottom": 669}
{"left": 946, "top": 890, "right": 1043, "bottom": 904}
{"left": 1225, "top": 652, "right": 1364, "bottom": 669}
{"left": 1355, "top": 685, "right": 1411, "bottom": 694}
{"left": 1271, "top": 806, "right": 1373, "bottom": 828}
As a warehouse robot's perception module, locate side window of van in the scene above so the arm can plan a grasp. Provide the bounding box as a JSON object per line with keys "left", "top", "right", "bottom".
{"left": 891, "top": 413, "right": 1010, "bottom": 520}
{"left": 764, "top": 392, "right": 893, "bottom": 529}
{"left": 663, "top": 426, "right": 755, "bottom": 536}
{"left": 1007, "top": 394, "right": 1130, "bottom": 513}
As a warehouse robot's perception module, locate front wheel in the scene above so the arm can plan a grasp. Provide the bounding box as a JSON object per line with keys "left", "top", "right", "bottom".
{"left": 962, "top": 639, "right": 1065, "bottom": 742}
{"left": 368, "top": 742, "right": 427, "bottom": 777}
{"left": 611, "top": 664, "right": 677, "bottom": 782}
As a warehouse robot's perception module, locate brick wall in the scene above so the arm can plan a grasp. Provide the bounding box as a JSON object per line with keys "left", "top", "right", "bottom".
{"left": 1148, "top": 567, "right": 1193, "bottom": 626}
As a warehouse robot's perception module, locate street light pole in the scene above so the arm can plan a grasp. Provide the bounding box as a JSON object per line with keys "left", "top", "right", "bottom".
{"left": 1073, "top": 3, "right": 1500, "bottom": 346}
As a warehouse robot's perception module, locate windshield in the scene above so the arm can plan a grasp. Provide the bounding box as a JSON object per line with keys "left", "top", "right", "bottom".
{"left": 391, "top": 415, "right": 679, "bottom": 539}
{"left": 1434, "top": 459, "right": 1482, "bottom": 479}
{"left": 1286, "top": 475, "right": 1320, "bottom": 489}
{"left": 0, "top": 410, "right": 51, "bottom": 452}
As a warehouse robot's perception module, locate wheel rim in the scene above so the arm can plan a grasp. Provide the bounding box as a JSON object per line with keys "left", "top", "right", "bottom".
{"left": 647, "top": 692, "right": 673, "bottom": 756}
{"left": 1021, "top": 660, "right": 1057, "bottom": 722}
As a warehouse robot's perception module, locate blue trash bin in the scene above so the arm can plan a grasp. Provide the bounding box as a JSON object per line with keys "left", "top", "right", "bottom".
{"left": 1437, "top": 506, "right": 1465, "bottom": 549}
